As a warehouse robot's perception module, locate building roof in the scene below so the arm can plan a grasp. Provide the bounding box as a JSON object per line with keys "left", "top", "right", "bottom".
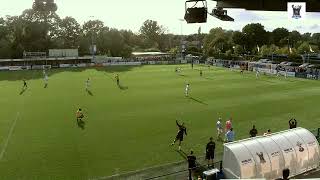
{"left": 132, "top": 52, "right": 171, "bottom": 56}
{"left": 0, "top": 57, "right": 91, "bottom": 62}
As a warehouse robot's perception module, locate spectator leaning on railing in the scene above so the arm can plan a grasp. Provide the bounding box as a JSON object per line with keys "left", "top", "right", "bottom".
{"left": 289, "top": 119, "right": 297, "bottom": 129}
{"left": 263, "top": 129, "right": 272, "bottom": 136}
{"left": 225, "top": 128, "right": 235, "bottom": 142}
{"left": 249, "top": 125, "right": 258, "bottom": 138}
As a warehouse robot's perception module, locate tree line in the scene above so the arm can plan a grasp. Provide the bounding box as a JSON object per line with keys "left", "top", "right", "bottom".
{"left": 203, "top": 24, "right": 320, "bottom": 61}
{"left": 0, "top": 5, "right": 178, "bottom": 59}
{"left": 0, "top": 5, "right": 319, "bottom": 60}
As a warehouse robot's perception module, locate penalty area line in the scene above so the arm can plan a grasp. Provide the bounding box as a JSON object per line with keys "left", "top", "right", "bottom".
{"left": 0, "top": 112, "right": 20, "bottom": 161}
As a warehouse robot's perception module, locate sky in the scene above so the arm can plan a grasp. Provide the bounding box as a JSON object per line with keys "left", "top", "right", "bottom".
{"left": 0, "top": 0, "right": 320, "bottom": 35}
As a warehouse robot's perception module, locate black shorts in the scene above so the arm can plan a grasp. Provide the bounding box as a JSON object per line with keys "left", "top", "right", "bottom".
{"left": 176, "top": 134, "right": 183, "bottom": 141}
{"left": 206, "top": 152, "right": 214, "bottom": 160}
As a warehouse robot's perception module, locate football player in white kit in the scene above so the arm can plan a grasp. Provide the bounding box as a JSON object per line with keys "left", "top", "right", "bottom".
{"left": 85, "top": 78, "right": 90, "bottom": 91}
{"left": 185, "top": 83, "right": 190, "bottom": 97}
{"left": 256, "top": 69, "right": 260, "bottom": 79}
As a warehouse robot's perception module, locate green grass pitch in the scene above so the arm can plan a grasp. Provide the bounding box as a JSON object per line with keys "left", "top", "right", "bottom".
{"left": 0, "top": 64, "right": 319, "bottom": 179}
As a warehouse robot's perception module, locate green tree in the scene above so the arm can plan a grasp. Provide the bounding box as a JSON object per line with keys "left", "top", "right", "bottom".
{"left": 232, "top": 31, "right": 246, "bottom": 46}
{"left": 139, "top": 20, "right": 165, "bottom": 50}
{"left": 203, "top": 27, "right": 232, "bottom": 56}
{"left": 301, "top": 33, "right": 312, "bottom": 42}
{"left": 242, "top": 23, "right": 268, "bottom": 50}
{"left": 297, "top": 42, "right": 310, "bottom": 54}
{"left": 16, "top": 8, "right": 61, "bottom": 52}
{"left": 82, "top": 20, "right": 104, "bottom": 36}
{"left": 233, "top": 45, "right": 245, "bottom": 55}
{"left": 96, "top": 27, "right": 111, "bottom": 55}
{"left": 0, "top": 17, "right": 12, "bottom": 58}
{"left": 33, "top": 0, "right": 58, "bottom": 12}
{"left": 311, "top": 33, "right": 320, "bottom": 48}
{"left": 169, "top": 47, "right": 178, "bottom": 56}
{"left": 288, "top": 30, "right": 301, "bottom": 48}
{"left": 260, "top": 44, "right": 279, "bottom": 56}
{"left": 80, "top": 20, "right": 104, "bottom": 55}
{"left": 271, "top": 28, "right": 289, "bottom": 47}
{"left": 58, "top": 16, "right": 81, "bottom": 48}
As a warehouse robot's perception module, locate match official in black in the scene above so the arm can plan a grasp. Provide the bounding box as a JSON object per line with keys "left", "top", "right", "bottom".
{"left": 206, "top": 137, "right": 216, "bottom": 168}
{"left": 187, "top": 150, "right": 197, "bottom": 180}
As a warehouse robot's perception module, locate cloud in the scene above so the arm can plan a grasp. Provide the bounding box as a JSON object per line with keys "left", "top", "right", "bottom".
{"left": 307, "top": 13, "right": 320, "bottom": 19}
{"left": 228, "top": 10, "right": 267, "bottom": 22}
{"left": 1, "top": 0, "right": 320, "bottom": 35}
{"left": 310, "top": 24, "right": 319, "bottom": 30}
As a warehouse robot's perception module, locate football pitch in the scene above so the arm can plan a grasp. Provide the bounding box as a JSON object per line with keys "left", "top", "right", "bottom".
{"left": 0, "top": 64, "right": 320, "bottom": 179}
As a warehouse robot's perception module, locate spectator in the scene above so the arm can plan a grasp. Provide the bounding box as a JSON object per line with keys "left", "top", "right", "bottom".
{"left": 249, "top": 125, "right": 258, "bottom": 137}
{"left": 206, "top": 137, "right": 216, "bottom": 168}
{"left": 225, "top": 118, "right": 232, "bottom": 132}
{"left": 187, "top": 150, "right": 197, "bottom": 180}
{"left": 216, "top": 118, "right": 223, "bottom": 140}
{"left": 277, "top": 168, "right": 290, "bottom": 180}
{"left": 289, "top": 119, "right": 297, "bottom": 129}
{"left": 263, "top": 129, "right": 272, "bottom": 136}
{"left": 282, "top": 168, "right": 290, "bottom": 180}
{"left": 225, "top": 128, "right": 235, "bottom": 142}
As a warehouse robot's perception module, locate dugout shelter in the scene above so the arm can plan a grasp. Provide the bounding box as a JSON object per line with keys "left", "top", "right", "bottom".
{"left": 223, "top": 127, "right": 320, "bottom": 179}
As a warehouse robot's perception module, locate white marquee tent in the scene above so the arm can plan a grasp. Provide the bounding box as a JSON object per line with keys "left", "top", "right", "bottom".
{"left": 223, "top": 128, "right": 320, "bottom": 179}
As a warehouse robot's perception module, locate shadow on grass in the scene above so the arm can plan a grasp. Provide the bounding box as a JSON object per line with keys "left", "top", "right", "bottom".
{"left": 204, "top": 77, "right": 214, "bottom": 80}
{"left": 19, "top": 88, "right": 27, "bottom": 95}
{"left": 94, "top": 65, "right": 140, "bottom": 74}
{"left": 259, "top": 79, "right": 275, "bottom": 83}
{"left": 178, "top": 74, "right": 188, "bottom": 77}
{"left": 175, "top": 149, "right": 188, "bottom": 160}
{"left": 118, "top": 84, "right": 128, "bottom": 90}
{"left": 77, "top": 119, "right": 85, "bottom": 130}
{"left": 0, "top": 65, "right": 139, "bottom": 81}
{"left": 281, "top": 78, "right": 297, "bottom": 82}
{"left": 86, "top": 90, "right": 94, "bottom": 96}
{"left": 189, "top": 97, "right": 208, "bottom": 105}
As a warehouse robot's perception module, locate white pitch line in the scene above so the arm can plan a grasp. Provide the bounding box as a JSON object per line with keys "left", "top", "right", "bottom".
{"left": 88, "top": 160, "right": 186, "bottom": 180}
{"left": 0, "top": 112, "right": 20, "bottom": 161}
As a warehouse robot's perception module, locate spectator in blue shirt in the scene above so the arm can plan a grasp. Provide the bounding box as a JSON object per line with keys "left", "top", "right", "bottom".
{"left": 225, "top": 128, "right": 235, "bottom": 142}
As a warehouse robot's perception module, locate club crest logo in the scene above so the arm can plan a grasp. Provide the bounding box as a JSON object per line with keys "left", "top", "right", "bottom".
{"left": 288, "top": 2, "right": 306, "bottom": 20}
{"left": 256, "top": 152, "right": 266, "bottom": 163}
{"left": 292, "top": 5, "right": 302, "bottom": 19}
{"left": 297, "top": 142, "right": 305, "bottom": 152}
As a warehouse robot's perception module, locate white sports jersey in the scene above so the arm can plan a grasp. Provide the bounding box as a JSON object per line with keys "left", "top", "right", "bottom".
{"left": 216, "top": 121, "right": 222, "bottom": 129}
{"left": 185, "top": 85, "right": 189, "bottom": 91}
